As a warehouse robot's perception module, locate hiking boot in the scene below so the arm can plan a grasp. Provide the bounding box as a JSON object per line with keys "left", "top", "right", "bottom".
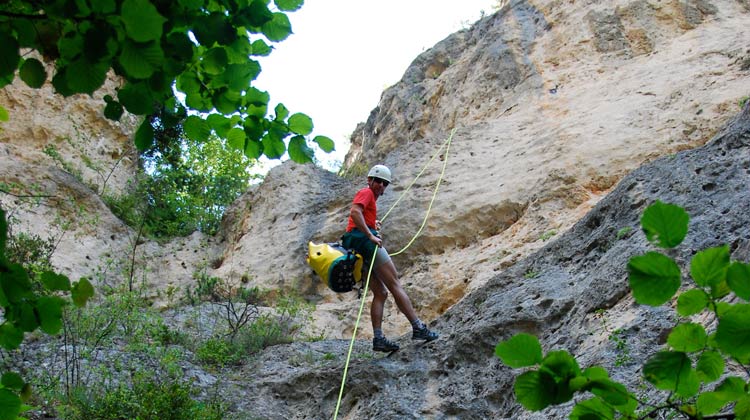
{"left": 412, "top": 325, "right": 439, "bottom": 342}
{"left": 373, "top": 336, "right": 400, "bottom": 352}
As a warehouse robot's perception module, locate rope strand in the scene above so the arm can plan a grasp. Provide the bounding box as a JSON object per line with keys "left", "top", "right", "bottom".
{"left": 332, "top": 127, "right": 457, "bottom": 419}
{"left": 333, "top": 245, "right": 378, "bottom": 420}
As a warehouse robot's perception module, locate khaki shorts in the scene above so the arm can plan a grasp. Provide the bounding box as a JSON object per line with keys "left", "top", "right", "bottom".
{"left": 342, "top": 228, "right": 391, "bottom": 268}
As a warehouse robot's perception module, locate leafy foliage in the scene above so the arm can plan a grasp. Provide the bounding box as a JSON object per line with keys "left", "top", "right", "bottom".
{"left": 0, "top": 0, "right": 334, "bottom": 163}
{"left": 60, "top": 372, "right": 224, "bottom": 420}
{"left": 496, "top": 201, "right": 750, "bottom": 419}
{"left": 0, "top": 207, "right": 93, "bottom": 419}
{"left": 102, "top": 130, "right": 259, "bottom": 238}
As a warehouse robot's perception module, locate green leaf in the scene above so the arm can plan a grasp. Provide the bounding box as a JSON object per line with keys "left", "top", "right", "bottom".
{"left": 288, "top": 112, "right": 313, "bottom": 135}
{"left": 207, "top": 114, "right": 231, "bottom": 137}
{"left": 588, "top": 378, "right": 630, "bottom": 406}
{"left": 262, "top": 13, "right": 293, "bottom": 42}
{"left": 736, "top": 396, "right": 750, "bottom": 420}
{"left": 716, "top": 376, "right": 746, "bottom": 400}
{"left": 696, "top": 350, "right": 724, "bottom": 382}
{"left": 119, "top": 39, "right": 164, "bottom": 79}
{"left": 121, "top": 0, "right": 166, "bottom": 42}
{"left": 495, "top": 333, "right": 543, "bottom": 368}
{"left": 118, "top": 82, "right": 154, "bottom": 115}
{"left": 244, "top": 139, "right": 262, "bottom": 159}
{"left": 223, "top": 62, "right": 261, "bottom": 91}
{"left": 313, "top": 135, "right": 335, "bottom": 152}
{"left": 288, "top": 136, "right": 313, "bottom": 163}
{"left": 0, "top": 32, "right": 20, "bottom": 80}
{"left": 64, "top": 59, "right": 109, "bottom": 95}
{"left": 245, "top": 87, "right": 270, "bottom": 107}
{"left": 244, "top": 116, "right": 266, "bottom": 142}
{"left": 250, "top": 39, "right": 272, "bottom": 56}
{"left": 667, "top": 323, "right": 707, "bottom": 352}
{"left": 202, "top": 47, "right": 228, "bottom": 75}
{"left": 40, "top": 271, "right": 71, "bottom": 292}
{"left": 0, "top": 106, "right": 8, "bottom": 122}
{"left": 641, "top": 201, "right": 689, "bottom": 248}
{"left": 540, "top": 350, "right": 581, "bottom": 380}
{"left": 71, "top": 278, "right": 94, "bottom": 307}
{"left": 677, "top": 289, "right": 709, "bottom": 316}
{"left": 134, "top": 120, "right": 154, "bottom": 151}
{"left": 274, "top": 103, "right": 289, "bottom": 121}
{"left": 643, "top": 351, "right": 698, "bottom": 396}
{"left": 19, "top": 58, "right": 46, "bottom": 88}
{"left": 0, "top": 388, "right": 22, "bottom": 420}
{"left": 628, "top": 252, "right": 682, "bottom": 306}
{"left": 728, "top": 262, "right": 750, "bottom": 300}
{"left": 176, "top": 71, "right": 201, "bottom": 94}
{"left": 570, "top": 397, "right": 615, "bottom": 420}
{"left": 691, "top": 245, "right": 729, "bottom": 288}
{"left": 0, "top": 323, "right": 23, "bottom": 350}
{"left": 0, "top": 264, "right": 32, "bottom": 304}
{"left": 226, "top": 128, "right": 246, "bottom": 151}
{"left": 239, "top": 1, "right": 274, "bottom": 27}
{"left": 92, "top": 0, "right": 116, "bottom": 13}
{"left": 715, "top": 303, "right": 750, "bottom": 360}
{"left": 185, "top": 91, "right": 212, "bottom": 112}
{"left": 697, "top": 392, "right": 730, "bottom": 416}
{"left": 15, "top": 302, "right": 38, "bottom": 332}
{"left": 275, "top": 0, "right": 305, "bottom": 12}
{"left": 104, "top": 99, "right": 124, "bottom": 121}
{"left": 193, "top": 13, "right": 237, "bottom": 46}
{"left": 582, "top": 366, "right": 609, "bottom": 380}
{"left": 36, "top": 296, "right": 65, "bottom": 334}
{"left": 1, "top": 373, "right": 24, "bottom": 391}
{"left": 213, "top": 89, "right": 242, "bottom": 114}
{"left": 184, "top": 116, "right": 211, "bottom": 142}
{"left": 514, "top": 370, "right": 556, "bottom": 411}
{"left": 261, "top": 132, "right": 286, "bottom": 159}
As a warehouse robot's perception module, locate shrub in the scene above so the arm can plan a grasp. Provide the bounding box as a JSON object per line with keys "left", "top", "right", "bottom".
{"left": 60, "top": 372, "right": 224, "bottom": 420}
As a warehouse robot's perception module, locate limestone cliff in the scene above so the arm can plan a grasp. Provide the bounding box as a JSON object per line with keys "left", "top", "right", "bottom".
{"left": 214, "top": 0, "right": 750, "bottom": 338}
{"left": 1, "top": 0, "right": 750, "bottom": 417}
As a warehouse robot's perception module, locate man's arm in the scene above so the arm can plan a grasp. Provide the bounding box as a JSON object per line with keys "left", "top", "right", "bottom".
{"left": 350, "top": 203, "right": 382, "bottom": 247}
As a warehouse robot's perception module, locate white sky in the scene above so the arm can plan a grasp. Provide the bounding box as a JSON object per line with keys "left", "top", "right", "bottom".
{"left": 254, "top": 0, "right": 497, "bottom": 171}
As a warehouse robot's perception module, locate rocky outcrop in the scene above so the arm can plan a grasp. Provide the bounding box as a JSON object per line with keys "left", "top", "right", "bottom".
{"left": 210, "top": 0, "right": 750, "bottom": 337}
{"left": 228, "top": 91, "right": 750, "bottom": 420}
{"left": 1, "top": 0, "right": 749, "bottom": 377}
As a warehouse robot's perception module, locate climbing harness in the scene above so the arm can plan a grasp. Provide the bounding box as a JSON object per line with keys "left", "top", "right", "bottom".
{"left": 332, "top": 128, "right": 456, "bottom": 419}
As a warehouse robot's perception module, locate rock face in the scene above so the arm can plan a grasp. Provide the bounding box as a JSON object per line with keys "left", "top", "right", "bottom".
{"left": 1, "top": 1, "right": 750, "bottom": 416}
{"left": 228, "top": 87, "right": 750, "bottom": 420}
{"left": 215, "top": 0, "right": 750, "bottom": 337}
{"left": 2, "top": 0, "right": 749, "bottom": 338}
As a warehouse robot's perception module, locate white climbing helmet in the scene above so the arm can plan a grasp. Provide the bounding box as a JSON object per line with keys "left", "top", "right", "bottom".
{"left": 367, "top": 165, "right": 392, "bottom": 183}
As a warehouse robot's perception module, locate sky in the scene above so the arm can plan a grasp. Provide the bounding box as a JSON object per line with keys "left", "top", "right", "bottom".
{"left": 254, "top": 0, "right": 498, "bottom": 172}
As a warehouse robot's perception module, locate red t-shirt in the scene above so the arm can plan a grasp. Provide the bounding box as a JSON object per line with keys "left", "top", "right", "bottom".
{"left": 346, "top": 187, "right": 377, "bottom": 232}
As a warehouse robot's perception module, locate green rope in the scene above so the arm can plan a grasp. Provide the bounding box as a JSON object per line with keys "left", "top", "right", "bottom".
{"left": 332, "top": 127, "right": 457, "bottom": 419}
{"left": 333, "top": 245, "right": 378, "bottom": 420}
{"left": 388, "top": 128, "right": 454, "bottom": 257}
{"left": 379, "top": 128, "right": 456, "bottom": 224}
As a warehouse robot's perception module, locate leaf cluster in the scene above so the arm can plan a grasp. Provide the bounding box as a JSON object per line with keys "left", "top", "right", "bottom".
{"left": 0, "top": 207, "right": 94, "bottom": 419}
{"left": 496, "top": 201, "right": 750, "bottom": 419}
{"left": 0, "top": 0, "right": 335, "bottom": 163}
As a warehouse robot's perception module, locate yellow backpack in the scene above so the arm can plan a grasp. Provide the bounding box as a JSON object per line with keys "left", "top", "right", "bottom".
{"left": 306, "top": 242, "right": 363, "bottom": 293}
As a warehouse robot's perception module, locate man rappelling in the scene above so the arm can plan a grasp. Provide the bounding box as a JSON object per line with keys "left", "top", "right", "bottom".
{"left": 341, "top": 164, "right": 439, "bottom": 353}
